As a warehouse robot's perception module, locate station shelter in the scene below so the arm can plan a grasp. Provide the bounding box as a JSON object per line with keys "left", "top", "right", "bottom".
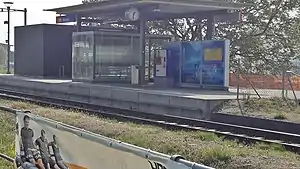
{"left": 45, "top": 0, "right": 247, "bottom": 90}
{"left": 71, "top": 30, "right": 172, "bottom": 83}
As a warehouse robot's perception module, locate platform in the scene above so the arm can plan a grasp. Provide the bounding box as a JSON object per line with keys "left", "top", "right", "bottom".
{"left": 0, "top": 75, "right": 238, "bottom": 119}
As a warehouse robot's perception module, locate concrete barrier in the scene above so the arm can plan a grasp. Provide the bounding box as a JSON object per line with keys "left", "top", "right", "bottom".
{"left": 0, "top": 75, "right": 232, "bottom": 120}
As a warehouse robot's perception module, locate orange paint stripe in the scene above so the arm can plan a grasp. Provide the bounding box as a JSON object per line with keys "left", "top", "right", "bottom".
{"left": 66, "top": 163, "right": 87, "bottom": 169}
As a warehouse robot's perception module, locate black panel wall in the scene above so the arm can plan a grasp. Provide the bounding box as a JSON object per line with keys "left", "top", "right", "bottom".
{"left": 14, "top": 24, "right": 76, "bottom": 78}
{"left": 43, "top": 25, "right": 76, "bottom": 78}
{"left": 14, "top": 24, "right": 44, "bottom": 77}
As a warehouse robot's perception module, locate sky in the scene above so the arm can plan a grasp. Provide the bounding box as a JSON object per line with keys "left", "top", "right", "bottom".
{"left": 0, "top": 0, "right": 82, "bottom": 49}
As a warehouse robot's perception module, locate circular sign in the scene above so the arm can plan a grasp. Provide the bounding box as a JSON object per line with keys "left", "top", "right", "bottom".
{"left": 125, "top": 8, "right": 140, "bottom": 21}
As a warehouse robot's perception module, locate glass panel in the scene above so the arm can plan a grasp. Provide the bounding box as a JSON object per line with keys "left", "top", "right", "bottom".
{"left": 181, "top": 42, "right": 202, "bottom": 84}
{"left": 71, "top": 31, "right": 172, "bottom": 83}
{"left": 72, "top": 32, "right": 94, "bottom": 80}
{"left": 94, "top": 33, "right": 140, "bottom": 83}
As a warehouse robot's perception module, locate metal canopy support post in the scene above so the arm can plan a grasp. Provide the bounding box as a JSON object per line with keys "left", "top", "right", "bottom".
{"left": 179, "top": 42, "right": 183, "bottom": 85}
{"left": 92, "top": 32, "right": 96, "bottom": 80}
{"left": 148, "top": 38, "right": 152, "bottom": 82}
{"left": 24, "top": 8, "right": 27, "bottom": 25}
{"left": 76, "top": 14, "right": 82, "bottom": 32}
{"left": 139, "top": 18, "right": 146, "bottom": 85}
{"left": 206, "top": 15, "right": 214, "bottom": 40}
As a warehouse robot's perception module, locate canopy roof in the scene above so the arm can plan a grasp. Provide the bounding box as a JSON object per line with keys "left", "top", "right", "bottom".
{"left": 44, "top": 0, "right": 249, "bottom": 21}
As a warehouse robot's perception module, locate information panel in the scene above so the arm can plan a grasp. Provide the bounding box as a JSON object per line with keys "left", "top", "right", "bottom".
{"left": 178, "top": 40, "right": 229, "bottom": 87}
{"left": 204, "top": 48, "right": 222, "bottom": 61}
{"left": 201, "top": 40, "right": 227, "bottom": 86}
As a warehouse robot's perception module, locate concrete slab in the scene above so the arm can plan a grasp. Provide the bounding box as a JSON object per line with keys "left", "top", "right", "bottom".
{"left": 111, "top": 89, "right": 139, "bottom": 102}
{"left": 0, "top": 75, "right": 240, "bottom": 120}
{"left": 2, "top": 75, "right": 239, "bottom": 100}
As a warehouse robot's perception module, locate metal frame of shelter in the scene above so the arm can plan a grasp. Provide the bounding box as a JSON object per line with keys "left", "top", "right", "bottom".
{"left": 44, "top": 0, "right": 247, "bottom": 85}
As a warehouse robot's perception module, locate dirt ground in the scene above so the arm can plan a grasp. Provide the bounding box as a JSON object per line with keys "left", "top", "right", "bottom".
{"left": 219, "top": 97, "right": 300, "bottom": 123}
{"left": 1, "top": 99, "right": 300, "bottom": 169}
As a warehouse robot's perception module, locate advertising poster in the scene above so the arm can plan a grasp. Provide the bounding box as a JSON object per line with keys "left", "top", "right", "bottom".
{"left": 14, "top": 111, "right": 199, "bottom": 169}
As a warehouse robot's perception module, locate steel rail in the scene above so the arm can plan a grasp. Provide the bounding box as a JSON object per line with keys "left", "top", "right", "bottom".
{"left": 0, "top": 89, "right": 300, "bottom": 154}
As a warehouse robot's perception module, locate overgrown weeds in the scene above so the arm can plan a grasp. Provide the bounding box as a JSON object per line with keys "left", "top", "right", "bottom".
{"left": 224, "top": 98, "right": 300, "bottom": 122}
{"left": 0, "top": 111, "right": 15, "bottom": 169}
{"left": 1, "top": 99, "right": 300, "bottom": 169}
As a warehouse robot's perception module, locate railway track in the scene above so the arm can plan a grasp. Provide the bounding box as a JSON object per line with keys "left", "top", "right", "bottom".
{"left": 0, "top": 89, "right": 300, "bottom": 154}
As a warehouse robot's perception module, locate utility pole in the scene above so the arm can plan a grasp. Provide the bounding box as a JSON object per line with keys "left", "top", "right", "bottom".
{"left": 2, "top": 1, "right": 27, "bottom": 74}
{"left": 6, "top": 5, "right": 10, "bottom": 74}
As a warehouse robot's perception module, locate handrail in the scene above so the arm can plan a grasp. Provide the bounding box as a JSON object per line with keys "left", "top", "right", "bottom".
{"left": 0, "top": 153, "right": 14, "bottom": 163}
{"left": 0, "top": 106, "right": 214, "bottom": 169}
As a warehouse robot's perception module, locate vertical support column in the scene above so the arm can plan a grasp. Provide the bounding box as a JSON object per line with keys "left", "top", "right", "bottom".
{"left": 76, "top": 14, "right": 82, "bottom": 32}
{"left": 139, "top": 18, "right": 146, "bottom": 85}
{"left": 148, "top": 38, "right": 152, "bottom": 82}
{"left": 24, "top": 8, "right": 27, "bottom": 25}
{"left": 206, "top": 15, "right": 215, "bottom": 40}
{"left": 74, "top": 14, "right": 82, "bottom": 80}
{"left": 6, "top": 6, "right": 10, "bottom": 74}
{"left": 178, "top": 42, "right": 183, "bottom": 85}
{"left": 92, "top": 32, "right": 96, "bottom": 80}
{"left": 224, "top": 39, "right": 230, "bottom": 89}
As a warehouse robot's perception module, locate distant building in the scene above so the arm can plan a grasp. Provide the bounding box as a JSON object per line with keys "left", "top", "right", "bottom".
{"left": 0, "top": 43, "right": 14, "bottom": 71}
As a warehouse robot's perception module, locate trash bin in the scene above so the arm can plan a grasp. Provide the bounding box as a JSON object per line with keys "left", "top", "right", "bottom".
{"left": 131, "top": 65, "right": 139, "bottom": 84}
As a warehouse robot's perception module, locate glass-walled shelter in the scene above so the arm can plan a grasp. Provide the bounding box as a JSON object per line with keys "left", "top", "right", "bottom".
{"left": 72, "top": 31, "right": 172, "bottom": 83}
{"left": 72, "top": 31, "right": 94, "bottom": 81}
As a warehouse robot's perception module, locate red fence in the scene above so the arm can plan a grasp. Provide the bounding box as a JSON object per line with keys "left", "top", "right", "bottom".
{"left": 229, "top": 73, "right": 300, "bottom": 90}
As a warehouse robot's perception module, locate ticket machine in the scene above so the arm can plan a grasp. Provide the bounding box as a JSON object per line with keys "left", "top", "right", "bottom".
{"left": 155, "top": 49, "right": 167, "bottom": 77}
{"left": 153, "top": 42, "right": 181, "bottom": 87}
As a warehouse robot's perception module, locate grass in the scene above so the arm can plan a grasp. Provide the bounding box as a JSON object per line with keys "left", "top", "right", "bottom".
{"left": 1, "top": 99, "right": 300, "bottom": 168}
{"left": 221, "top": 97, "right": 300, "bottom": 123}
{"left": 0, "top": 111, "right": 15, "bottom": 169}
